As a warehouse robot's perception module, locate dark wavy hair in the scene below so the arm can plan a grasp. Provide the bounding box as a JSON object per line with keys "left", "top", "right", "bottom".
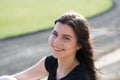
{"left": 55, "top": 11, "right": 97, "bottom": 80}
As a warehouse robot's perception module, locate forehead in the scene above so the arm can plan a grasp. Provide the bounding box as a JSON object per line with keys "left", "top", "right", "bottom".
{"left": 54, "top": 22, "right": 76, "bottom": 37}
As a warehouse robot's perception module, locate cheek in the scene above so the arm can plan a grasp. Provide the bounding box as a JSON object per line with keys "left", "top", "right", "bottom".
{"left": 48, "top": 35, "right": 54, "bottom": 46}
{"left": 68, "top": 42, "right": 79, "bottom": 51}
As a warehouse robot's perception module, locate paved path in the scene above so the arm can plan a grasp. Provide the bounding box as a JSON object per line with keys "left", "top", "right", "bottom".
{"left": 95, "top": 48, "right": 120, "bottom": 80}
{"left": 0, "top": 0, "right": 120, "bottom": 79}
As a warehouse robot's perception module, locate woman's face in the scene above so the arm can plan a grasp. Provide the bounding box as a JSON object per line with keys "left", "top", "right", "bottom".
{"left": 49, "top": 22, "right": 80, "bottom": 59}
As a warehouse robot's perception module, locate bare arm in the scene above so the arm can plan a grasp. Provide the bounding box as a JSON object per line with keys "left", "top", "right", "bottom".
{"left": 13, "top": 56, "right": 48, "bottom": 80}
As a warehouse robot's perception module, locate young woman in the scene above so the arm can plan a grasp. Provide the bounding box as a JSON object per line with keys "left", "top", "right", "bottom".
{"left": 0, "top": 11, "right": 97, "bottom": 80}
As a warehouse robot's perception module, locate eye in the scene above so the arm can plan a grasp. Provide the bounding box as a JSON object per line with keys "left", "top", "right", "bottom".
{"left": 63, "top": 36, "right": 70, "bottom": 40}
{"left": 52, "top": 31, "right": 57, "bottom": 37}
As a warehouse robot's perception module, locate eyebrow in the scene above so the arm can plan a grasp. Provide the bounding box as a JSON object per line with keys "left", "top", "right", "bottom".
{"left": 53, "top": 30, "right": 73, "bottom": 38}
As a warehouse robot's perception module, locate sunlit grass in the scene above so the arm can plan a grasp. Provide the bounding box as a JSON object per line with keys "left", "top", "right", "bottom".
{"left": 0, "top": 0, "right": 113, "bottom": 39}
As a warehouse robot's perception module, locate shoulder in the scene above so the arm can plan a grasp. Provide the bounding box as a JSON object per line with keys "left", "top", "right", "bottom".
{"left": 45, "top": 55, "right": 57, "bottom": 65}
{"left": 65, "top": 65, "right": 90, "bottom": 80}
{"left": 45, "top": 55, "right": 56, "bottom": 62}
{"left": 45, "top": 55, "right": 57, "bottom": 72}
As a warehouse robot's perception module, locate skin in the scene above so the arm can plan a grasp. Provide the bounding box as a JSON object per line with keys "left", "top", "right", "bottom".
{"left": 14, "top": 57, "right": 48, "bottom": 80}
{"left": 49, "top": 22, "right": 80, "bottom": 59}
{"left": 49, "top": 22, "right": 81, "bottom": 79}
{"left": 14, "top": 22, "right": 81, "bottom": 80}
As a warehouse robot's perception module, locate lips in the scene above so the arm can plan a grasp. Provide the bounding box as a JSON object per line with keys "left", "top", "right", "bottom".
{"left": 53, "top": 47, "right": 64, "bottom": 51}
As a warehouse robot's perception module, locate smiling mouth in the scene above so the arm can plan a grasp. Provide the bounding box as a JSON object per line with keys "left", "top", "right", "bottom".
{"left": 53, "top": 47, "right": 64, "bottom": 51}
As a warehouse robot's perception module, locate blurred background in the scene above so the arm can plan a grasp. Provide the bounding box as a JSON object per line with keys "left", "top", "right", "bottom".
{"left": 0, "top": 0, "right": 120, "bottom": 80}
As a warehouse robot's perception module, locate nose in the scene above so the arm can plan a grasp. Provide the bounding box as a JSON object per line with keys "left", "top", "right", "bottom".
{"left": 54, "top": 37, "right": 62, "bottom": 47}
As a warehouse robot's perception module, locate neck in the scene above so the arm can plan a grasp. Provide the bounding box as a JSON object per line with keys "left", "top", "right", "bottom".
{"left": 56, "top": 55, "right": 80, "bottom": 80}
{"left": 58, "top": 56, "right": 78, "bottom": 68}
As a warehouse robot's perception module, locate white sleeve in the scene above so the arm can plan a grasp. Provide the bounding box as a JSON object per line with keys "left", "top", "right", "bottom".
{"left": 0, "top": 75, "right": 17, "bottom": 80}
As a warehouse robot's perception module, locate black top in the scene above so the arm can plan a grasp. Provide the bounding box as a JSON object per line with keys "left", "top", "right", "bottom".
{"left": 45, "top": 55, "right": 90, "bottom": 80}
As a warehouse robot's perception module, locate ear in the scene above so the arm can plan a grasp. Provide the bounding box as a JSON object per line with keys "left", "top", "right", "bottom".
{"left": 77, "top": 44, "right": 82, "bottom": 50}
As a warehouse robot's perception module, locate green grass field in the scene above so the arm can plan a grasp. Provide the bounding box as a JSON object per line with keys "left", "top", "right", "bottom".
{"left": 0, "top": 0, "right": 112, "bottom": 39}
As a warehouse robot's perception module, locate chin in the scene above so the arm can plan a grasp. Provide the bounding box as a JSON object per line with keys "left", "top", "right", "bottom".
{"left": 52, "top": 53, "right": 59, "bottom": 59}
{"left": 52, "top": 53, "right": 63, "bottom": 59}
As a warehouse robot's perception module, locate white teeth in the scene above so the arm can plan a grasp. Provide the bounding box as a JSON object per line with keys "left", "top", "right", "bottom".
{"left": 54, "top": 47, "right": 63, "bottom": 50}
